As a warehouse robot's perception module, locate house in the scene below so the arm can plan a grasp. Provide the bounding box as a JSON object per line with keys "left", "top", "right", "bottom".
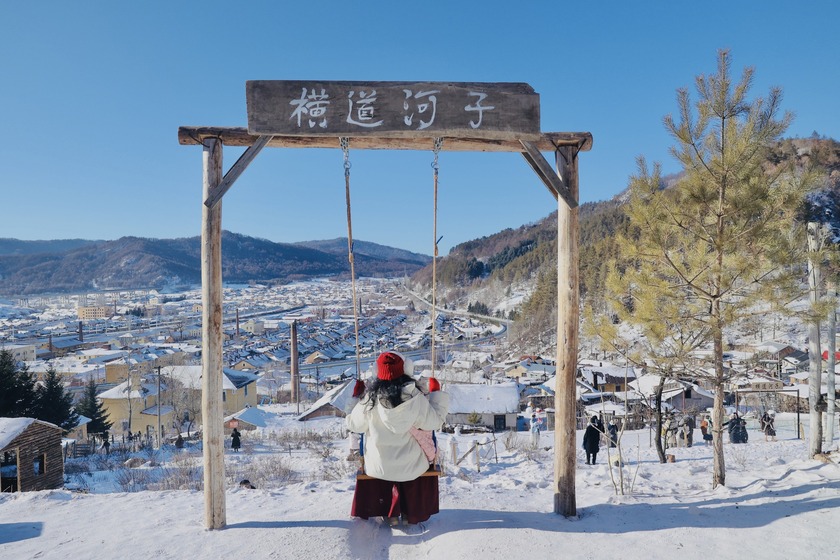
{"left": 165, "top": 365, "right": 260, "bottom": 423}
{"left": 66, "top": 414, "right": 92, "bottom": 443}
{"left": 297, "top": 380, "right": 356, "bottom": 421}
{"left": 304, "top": 350, "right": 332, "bottom": 364}
{"left": 445, "top": 382, "right": 520, "bottom": 432}
{"left": 224, "top": 406, "right": 270, "bottom": 431}
{"left": 1, "top": 418, "right": 64, "bottom": 492}
{"left": 578, "top": 360, "right": 636, "bottom": 392}
{"left": 629, "top": 374, "right": 714, "bottom": 413}
{"left": 97, "top": 377, "right": 174, "bottom": 439}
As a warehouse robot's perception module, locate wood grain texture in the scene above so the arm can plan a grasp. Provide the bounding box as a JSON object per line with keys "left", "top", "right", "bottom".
{"left": 247, "top": 81, "right": 540, "bottom": 140}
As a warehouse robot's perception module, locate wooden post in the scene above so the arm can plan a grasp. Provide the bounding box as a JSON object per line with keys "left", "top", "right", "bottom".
{"left": 472, "top": 439, "right": 480, "bottom": 472}
{"left": 290, "top": 320, "right": 300, "bottom": 413}
{"left": 201, "top": 137, "right": 226, "bottom": 529}
{"left": 554, "top": 146, "right": 579, "bottom": 517}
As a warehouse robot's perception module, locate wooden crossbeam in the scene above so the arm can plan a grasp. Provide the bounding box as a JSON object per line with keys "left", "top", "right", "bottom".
{"left": 204, "top": 134, "right": 273, "bottom": 208}
{"left": 179, "top": 126, "right": 591, "bottom": 153}
{"left": 519, "top": 140, "right": 578, "bottom": 209}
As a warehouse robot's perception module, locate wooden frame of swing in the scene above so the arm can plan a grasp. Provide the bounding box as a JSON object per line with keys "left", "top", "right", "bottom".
{"left": 180, "top": 82, "right": 590, "bottom": 529}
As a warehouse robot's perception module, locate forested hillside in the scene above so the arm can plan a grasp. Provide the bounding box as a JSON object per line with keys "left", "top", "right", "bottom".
{"left": 410, "top": 137, "right": 840, "bottom": 346}
{"left": 0, "top": 232, "right": 430, "bottom": 296}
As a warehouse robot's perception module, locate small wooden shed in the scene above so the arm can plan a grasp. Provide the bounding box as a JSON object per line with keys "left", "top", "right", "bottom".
{"left": 1, "top": 417, "right": 64, "bottom": 492}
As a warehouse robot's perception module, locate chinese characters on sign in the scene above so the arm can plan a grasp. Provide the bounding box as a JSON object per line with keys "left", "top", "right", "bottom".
{"left": 246, "top": 81, "right": 540, "bottom": 139}
{"left": 288, "top": 86, "right": 493, "bottom": 131}
{"left": 403, "top": 89, "right": 438, "bottom": 130}
{"left": 289, "top": 88, "right": 330, "bottom": 129}
{"left": 750, "top": 381, "right": 784, "bottom": 391}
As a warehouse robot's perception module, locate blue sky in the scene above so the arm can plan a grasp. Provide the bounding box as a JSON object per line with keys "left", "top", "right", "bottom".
{"left": 2, "top": 1, "right": 838, "bottom": 256}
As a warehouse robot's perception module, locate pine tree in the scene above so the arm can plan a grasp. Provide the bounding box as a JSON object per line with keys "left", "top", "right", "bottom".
{"left": 76, "top": 377, "right": 113, "bottom": 435}
{"left": 608, "top": 50, "right": 808, "bottom": 487}
{"left": 32, "top": 367, "right": 79, "bottom": 431}
{"left": 0, "top": 349, "right": 37, "bottom": 417}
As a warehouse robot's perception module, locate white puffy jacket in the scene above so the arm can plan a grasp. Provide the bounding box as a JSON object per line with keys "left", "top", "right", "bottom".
{"left": 346, "top": 381, "right": 449, "bottom": 482}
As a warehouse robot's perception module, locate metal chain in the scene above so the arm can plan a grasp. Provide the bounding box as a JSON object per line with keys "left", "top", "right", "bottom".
{"left": 340, "top": 137, "right": 351, "bottom": 176}
{"left": 431, "top": 138, "right": 443, "bottom": 382}
{"left": 340, "top": 137, "right": 362, "bottom": 380}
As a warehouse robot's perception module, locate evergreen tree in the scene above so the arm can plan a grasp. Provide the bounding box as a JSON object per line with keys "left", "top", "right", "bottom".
{"left": 76, "top": 377, "right": 113, "bottom": 435}
{"left": 608, "top": 51, "right": 808, "bottom": 487}
{"left": 32, "top": 367, "right": 79, "bottom": 431}
{"left": 0, "top": 349, "right": 37, "bottom": 417}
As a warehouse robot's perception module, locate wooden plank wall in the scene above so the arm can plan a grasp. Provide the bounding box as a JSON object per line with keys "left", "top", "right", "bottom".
{"left": 2, "top": 422, "right": 64, "bottom": 492}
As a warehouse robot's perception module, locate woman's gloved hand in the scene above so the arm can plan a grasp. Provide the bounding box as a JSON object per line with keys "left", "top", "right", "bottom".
{"left": 352, "top": 379, "right": 366, "bottom": 398}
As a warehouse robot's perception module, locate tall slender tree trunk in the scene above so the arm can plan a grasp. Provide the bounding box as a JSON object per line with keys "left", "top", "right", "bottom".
{"left": 654, "top": 376, "right": 666, "bottom": 463}
{"left": 807, "top": 222, "right": 824, "bottom": 458}
{"left": 712, "top": 300, "right": 726, "bottom": 487}
{"left": 826, "top": 282, "right": 836, "bottom": 449}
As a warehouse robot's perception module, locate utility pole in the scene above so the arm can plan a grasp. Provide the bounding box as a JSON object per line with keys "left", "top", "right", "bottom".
{"left": 291, "top": 320, "right": 300, "bottom": 414}
{"left": 156, "top": 365, "right": 162, "bottom": 449}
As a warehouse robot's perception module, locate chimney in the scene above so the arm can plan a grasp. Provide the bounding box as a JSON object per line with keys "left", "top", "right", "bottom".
{"left": 236, "top": 308, "right": 240, "bottom": 338}
{"left": 78, "top": 321, "right": 84, "bottom": 343}
{"left": 290, "top": 320, "right": 300, "bottom": 411}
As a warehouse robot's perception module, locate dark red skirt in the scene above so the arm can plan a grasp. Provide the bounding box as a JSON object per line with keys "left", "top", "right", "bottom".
{"left": 350, "top": 475, "right": 439, "bottom": 524}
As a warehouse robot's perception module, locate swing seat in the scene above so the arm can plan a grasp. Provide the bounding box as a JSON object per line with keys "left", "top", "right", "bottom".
{"left": 356, "top": 465, "right": 442, "bottom": 481}
{"left": 351, "top": 466, "right": 441, "bottom": 524}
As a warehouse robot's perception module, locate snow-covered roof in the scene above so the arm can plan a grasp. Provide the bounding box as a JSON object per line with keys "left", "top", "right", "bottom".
{"left": 0, "top": 417, "right": 60, "bottom": 449}
{"left": 628, "top": 374, "right": 686, "bottom": 400}
{"left": 98, "top": 380, "right": 160, "bottom": 399}
{"left": 164, "top": 365, "right": 259, "bottom": 390}
{"left": 584, "top": 402, "right": 627, "bottom": 416}
{"left": 140, "top": 404, "right": 174, "bottom": 416}
{"left": 225, "top": 406, "right": 270, "bottom": 428}
{"left": 297, "top": 379, "right": 355, "bottom": 420}
{"left": 0, "top": 417, "right": 35, "bottom": 449}
{"left": 447, "top": 382, "right": 520, "bottom": 414}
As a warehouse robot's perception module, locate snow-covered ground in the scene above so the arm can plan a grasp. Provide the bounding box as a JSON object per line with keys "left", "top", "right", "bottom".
{"left": 2, "top": 409, "right": 839, "bottom": 560}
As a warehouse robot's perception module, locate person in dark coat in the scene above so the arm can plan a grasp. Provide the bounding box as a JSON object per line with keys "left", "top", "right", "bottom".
{"left": 726, "top": 413, "right": 740, "bottom": 443}
{"left": 761, "top": 411, "right": 777, "bottom": 441}
{"left": 231, "top": 428, "right": 241, "bottom": 452}
{"left": 684, "top": 415, "right": 695, "bottom": 447}
{"left": 735, "top": 417, "right": 748, "bottom": 444}
{"left": 582, "top": 416, "right": 601, "bottom": 465}
{"left": 607, "top": 420, "right": 618, "bottom": 448}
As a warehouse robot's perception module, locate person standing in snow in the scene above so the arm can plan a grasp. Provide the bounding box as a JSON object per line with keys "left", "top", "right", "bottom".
{"left": 700, "top": 416, "right": 712, "bottom": 445}
{"left": 761, "top": 411, "right": 777, "bottom": 441}
{"left": 726, "top": 412, "right": 740, "bottom": 443}
{"left": 530, "top": 413, "right": 541, "bottom": 448}
{"left": 524, "top": 401, "right": 534, "bottom": 418}
{"left": 346, "top": 351, "right": 450, "bottom": 526}
{"left": 684, "top": 415, "right": 695, "bottom": 447}
{"left": 230, "top": 428, "right": 241, "bottom": 452}
{"left": 582, "top": 416, "right": 601, "bottom": 465}
{"left": 607, "top": 420, "right": 618, "bottom": 448}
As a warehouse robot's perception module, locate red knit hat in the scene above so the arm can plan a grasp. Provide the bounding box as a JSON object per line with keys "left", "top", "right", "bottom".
{"left": 376, "top": 352, "right": 404, "bottom": 381}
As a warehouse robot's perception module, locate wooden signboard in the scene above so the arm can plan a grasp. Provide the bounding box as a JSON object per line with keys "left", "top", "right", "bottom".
{"left": 750, "top": 381, "right": 784, "bottom": 392}
{"left": 246, "top": 81, "right": 540, "bottom": 140}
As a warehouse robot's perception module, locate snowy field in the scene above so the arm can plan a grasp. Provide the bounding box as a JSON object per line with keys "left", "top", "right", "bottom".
{"left": 2, "top": 409, "right": 839, "bottom": 560}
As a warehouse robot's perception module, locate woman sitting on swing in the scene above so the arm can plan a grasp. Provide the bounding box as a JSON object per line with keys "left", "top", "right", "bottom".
{"left": 346, "top": 351, "right": 449, "bottom": 527}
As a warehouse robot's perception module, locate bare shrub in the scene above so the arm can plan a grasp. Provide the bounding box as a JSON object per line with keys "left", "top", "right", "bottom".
{"left": 114, "top": 466, "right": 152, "bottom": 492}
{"left": 152, "top": 450, "right": 204, "bottom": 491}
{"left": 64, "top": 458, "right": 92, "bottom": 475}
{"left": 142, "top": 446, "right": 162, "bottom": 467}
{"left": 318, "top": 457, "right": 355, "bottom": 481}
{"left": 502, "top": 430, "right": 523, "bottom": 452}
{"left": 726, "top": 445, "right": 749, "bottom": 470}
{"left": 226, "top": 456, "right": 300, "bottom": 489}
{"left": 69, "top": 472, "right": 92, "bottom": 493}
